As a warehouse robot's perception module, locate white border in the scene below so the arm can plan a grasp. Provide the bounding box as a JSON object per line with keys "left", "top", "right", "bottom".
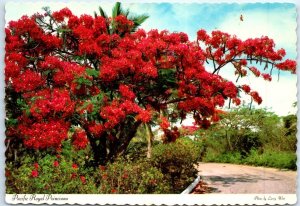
{"left": 1, "top": 0, "right": 299, "bottom": 205}
{"left": 5, "top": 194, "right": 297, "bottom": 205}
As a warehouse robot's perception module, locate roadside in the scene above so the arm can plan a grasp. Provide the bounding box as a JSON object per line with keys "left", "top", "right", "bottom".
{"left": 192, "top": 162, "right": 296, "bottom": 194}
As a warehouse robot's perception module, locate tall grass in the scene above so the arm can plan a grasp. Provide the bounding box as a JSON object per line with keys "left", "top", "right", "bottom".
{"left": 203, "top": 149, "right": 296, "bottom": 170}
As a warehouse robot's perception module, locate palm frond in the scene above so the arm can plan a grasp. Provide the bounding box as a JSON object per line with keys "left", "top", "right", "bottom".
{"left": 129, "top": 14, "right": 149, "bottom": 31}
{"left": 112, "top": 2, "right": 121, "bottom": 18}
{"left": 99, "top": 6, "right": 108, "bottom": 18}
{"left": 123, "top": 8, "right": 130, "bottom": 17}
{"left": 131, "top": 14, "right": 149, "bottom": 26}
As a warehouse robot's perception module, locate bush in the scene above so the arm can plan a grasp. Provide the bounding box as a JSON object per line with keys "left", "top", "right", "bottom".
{"left": 244, "top": 149, "right": 297, "bottom": 170}
{"left": 150, "top": 137, "right": 200, "bottom": 193}
{"left": 203, "top": 150, "right": 242, "bottom": 164}
{"left": 6, "top": 154, "right": 98, "bottom": 194}
{"left": 124, "top": 139, "right": 160, "bottom": 161}
{"left": 202, "top": 149, "right": 296, "bottom": 170}
{"left": 95, "top": 159, "right": 171, "bottom": 193}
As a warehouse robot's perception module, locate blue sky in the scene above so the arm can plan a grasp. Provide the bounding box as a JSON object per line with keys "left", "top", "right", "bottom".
{"left": 5, "top": 2, "right": 297, "bottom": 116}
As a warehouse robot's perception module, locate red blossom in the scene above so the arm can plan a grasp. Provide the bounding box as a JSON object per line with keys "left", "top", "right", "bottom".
{"left": 80, "top": 176, "right": 86, "bottom": 184}
{"left": 31, "top": 170, "right": 38, "bottom": 178}
{"left": 241, "top": 85, "right": 251, "bottom": 93}
{"left": 20, "top": 120, "right": 70, "bottom": 149}
{"left": 249, "top": 67, "right": 260, "bottom": 77}
{"left": 71, "top": 173, "right": 77, "bottom": 179}
{"left": 12, "top": 70, "right": 44, "bottom": 92}
{"left": 99, "top": 165, "right": 106, "bottom": 171}
{"left": 250, "top": 91, "right": 262, "bottom": 104}
{"left": 34, "top": 162, "right": 39, "bottom": 169}
{"left": 88, "top": 122, "right": 104, "bottom": 137}
{"left": 119, "top": 84, "right": 135, "bottom": 100}
{"left": 53, "top": 161, "right": 59, "bottom": 167}
{"left": 5, "top": 169, "right": 11, "bottom": 177}
{"left": 232, "top": 98, "right": 241, "bottom": 106}
{"left": 52, "top": 8, "right": 73, "bottom": 22}
{"left": 72, "top": 129, "right": 89, "bottom": 150}
{"left": 223, "top": 82, "right": 238, "bottom": 98}
{"left": 136, "top": 109, "right": 152, "bottom": 123}
{"left": 197, "top": 29, "right": 209, "bottom": 41}
{"left": 111, "top": 188, "right": 117, "bottom": 193}
{"left": 276, "top": 59, "right": 296, "bottom": 74}
{"left": 262, "top": 73, "right": 272, "bottom": 81}
{"left": 160, "top": 116, "right": 170, "bottom": 130}
{"left": 72, "top": 163, "right": 78, "bottom": 169}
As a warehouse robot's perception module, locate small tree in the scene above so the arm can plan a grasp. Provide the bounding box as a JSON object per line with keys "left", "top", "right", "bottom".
{"left": 5, "top": 4, "right": 296, "bottom": 165}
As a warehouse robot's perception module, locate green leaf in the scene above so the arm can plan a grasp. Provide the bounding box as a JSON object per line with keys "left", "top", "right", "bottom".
{"left": 99, "top": 6, "right": 108, "bottom": 18}
{"left": 86, "top": 68, "right": 99, "bottom": 77}
{"left": 43, "top": 70, "right": 52, "bottom": 76}
{"left": 112, "top": 2, "right": 121, "bottom": 18}
{"left": 158, "top": 68, "right": 177, "bottom": 85}
{"left": 76, "top": 77, "right": 93, "bottom": 86}
{"left": 57, "top": 28, "right": 71, "bottom": 33}
{"left": 6, "top": 118, "right": 18, "bottom": 126}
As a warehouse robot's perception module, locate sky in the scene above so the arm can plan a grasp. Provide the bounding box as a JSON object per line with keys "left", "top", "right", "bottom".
{"left": 5, "top": 2, "right": 297, "bottom": 116}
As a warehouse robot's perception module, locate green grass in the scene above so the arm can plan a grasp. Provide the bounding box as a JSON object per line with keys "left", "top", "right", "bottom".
{"left": 244, "top": 149, "right": 297, "bottom": 170}
{"left": 203, "top": 149, "right": 296, "bottom": 170}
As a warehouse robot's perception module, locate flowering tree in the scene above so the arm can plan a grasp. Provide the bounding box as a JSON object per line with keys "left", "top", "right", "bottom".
{"left": 5, "top": 5, "right": 296, "bottom": 165}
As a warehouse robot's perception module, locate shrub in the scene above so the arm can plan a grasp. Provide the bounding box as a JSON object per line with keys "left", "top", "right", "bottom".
{"left": 203, "top": 150, "right": 242, "bottom": 164}
{"left": 244, "top": 149, "right": 297, "bottom": 170}
{"left": 95, "top": 159, "right": 171, "bottom": 193}
{"left": 6, "top": 154, "right": 98, "bottom": 194}
{"left": 150, "top": 138, "right": 200, "bottom": 193}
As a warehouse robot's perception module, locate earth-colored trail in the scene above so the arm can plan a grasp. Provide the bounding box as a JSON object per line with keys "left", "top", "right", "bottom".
{"left": 196, "top": 162, "right": 296, "bottom": 194}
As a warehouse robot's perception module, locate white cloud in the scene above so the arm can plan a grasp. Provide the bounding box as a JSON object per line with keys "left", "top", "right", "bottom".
{"left": 5, "top": 2, "right": 115, "bottom": 23}
{"left": 216, "top": 6, "right": 297, "bottom": 116}
{"left": 214, "top": 61, "right": 297, "bottom": 116}
{"left": 218, "top": 7, "right": 297, "bottom": 58}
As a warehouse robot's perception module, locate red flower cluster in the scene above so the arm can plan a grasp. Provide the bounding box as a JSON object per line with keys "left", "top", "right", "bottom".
{"left": 31, "top": 170, "right": 38, "bottom": 178}
{"left": 276, "top": 59, "right": 297, "bottom": 74}
{"left": 52, "top": 7, "right": 73, "bottom": 22}
{"left": 241, "top": 85, "right": 251, "bottom": 93}
{"left": 12, "top": 70, "right": 44, "bottom": 92}
{"left": 262, "top": 73, "right": 272, "bottom": 81}
{"left": 53, "top": 161, "right": 59, "bottom": 167}
{"left": 72, "top": 129, "right": 89, "bottom": 150}
{"left": 27, "top": 88, "right": 75, "bottom": 120}
{"left": 19, "top": 120, "right": 70, "bottom": 149}
{"left": 88, "top": 122, "right": 104, "bottom": 137}
{"left": 160, "top": 116, "right": 170, "bottom": 130}
{"left": 250, "top": 91, "right": 262, "bottom": 104}
{"left": 119, "top": 84, "right": 135, "bottom": 100}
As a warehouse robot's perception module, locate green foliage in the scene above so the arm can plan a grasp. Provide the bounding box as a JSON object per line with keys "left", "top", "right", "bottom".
{"left": 203, "top": 151, "right": 242, "bottom": 164}
{"left": 95, "top": 159, "right": 170, "bottom": 193}
{"left": 150, "top": 137, "right": 200, "bottom": 193}
{"left": 6, "top": 154, "right": 98, "bottom": 194}
{"left": 199, "top": 107, "right": 297, "bottom": 170}
{"left": 203, "top": 149, "right": 296, "bottom": 170}
{"left": 244, "top": 149, "right": 297, "bottom": 170}
{"left": 75, "top": 77, "right": 93, "bottom": 87}
{"left": 86, "top": 68, "right": 99, "bottom": 77}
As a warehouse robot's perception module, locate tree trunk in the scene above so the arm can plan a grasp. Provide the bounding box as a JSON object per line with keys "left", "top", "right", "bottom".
{"left": 226, "top": 130, "right": 233, "bottom": 151}
{"left": 107, "top": 120, "right": 142, "bottom": 163}
{"left": 146, "top": 123, "right": 154, "bottom": 158}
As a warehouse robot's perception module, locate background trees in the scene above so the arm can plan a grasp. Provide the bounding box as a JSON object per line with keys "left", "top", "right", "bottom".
{"left": 196, "top": 107, "right": 296, "bottom": 169}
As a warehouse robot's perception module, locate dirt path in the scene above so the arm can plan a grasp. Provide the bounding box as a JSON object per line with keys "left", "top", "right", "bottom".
{"left": 196, "top": 162, "right": 296, "bottom": 194}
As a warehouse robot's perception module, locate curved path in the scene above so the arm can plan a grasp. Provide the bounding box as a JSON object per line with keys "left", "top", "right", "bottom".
{"left": 196, "top": 162, "right": 296, "bottom": 194}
